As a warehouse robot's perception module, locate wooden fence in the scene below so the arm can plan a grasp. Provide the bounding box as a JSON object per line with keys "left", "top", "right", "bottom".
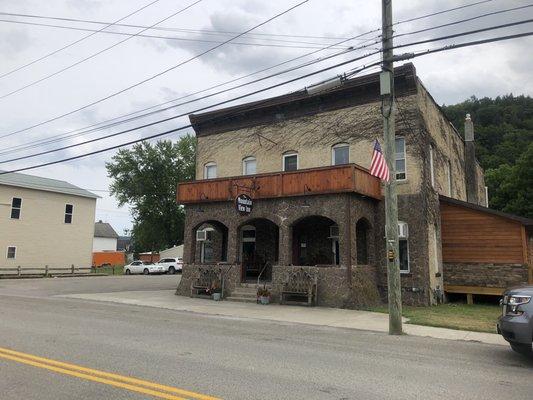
{"left": 0, "top": 265, "right": 110, "bottom": 278}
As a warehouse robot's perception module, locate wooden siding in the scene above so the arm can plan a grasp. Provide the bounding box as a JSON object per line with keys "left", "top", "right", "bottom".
{"left": 177, "top": 164, "right": 381, "bottom": 204}
{"left": 440, "top": 202, "right": 527, "bottom": 264}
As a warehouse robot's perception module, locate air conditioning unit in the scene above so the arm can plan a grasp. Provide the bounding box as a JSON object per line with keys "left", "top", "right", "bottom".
{"left": 329, "top": 225, "right": 339, "bottom": 238}
{"left": 398, "top": 222, "right": 409, "bottom": 238}
{"left": 196, "top": 230, "right": 207, "bottom": 241}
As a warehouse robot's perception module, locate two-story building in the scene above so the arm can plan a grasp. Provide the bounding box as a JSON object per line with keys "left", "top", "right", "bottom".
{"left": 176, "top": 63, "right": 532, "bottom": 307}
{"left": 0, "top": 171, "right": 98, "bottom": 269}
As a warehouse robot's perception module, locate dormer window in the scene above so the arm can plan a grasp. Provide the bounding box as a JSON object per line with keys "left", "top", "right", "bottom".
{"left": 204, "top": 162, "right": 217, "bottom": 179}
{"left": 242, "top": 157, "right": 257, "bottom": 175}
{"left": 332, "top": 143, "right": 349, "bottom": 165}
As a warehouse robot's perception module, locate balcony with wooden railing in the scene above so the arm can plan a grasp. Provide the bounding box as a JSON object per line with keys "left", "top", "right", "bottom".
{"left": 177, "top": 164, "right": 382, "bottom": 204}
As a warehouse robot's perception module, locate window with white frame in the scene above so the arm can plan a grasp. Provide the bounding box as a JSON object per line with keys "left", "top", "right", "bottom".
{"left": 204, "top": 162, "right": 217, "bottom": 179}
{"left": 242, "top": 156, "right": 257, "bottom": 175}
{"left": 6, "top": 246, "right": 16, "bottom": 259}
{"left": 398, "top": 221, "right": 409, "bottom": 273}
{"left": 332, "top": 143, "right": 349, "bottom": 165}
{"left": 64, "top": 204, "right": 73, "bottom": 224}
{"left": 429, "top": 145, "right": 435, "bottom": 188}
{"left": 10, "top": 197, "right": 22, "bottom": 219}
{"left": 283, "top": 152, "right": 298, "bottom": 171}
{"left": 395, "top": 137, "right": 406, "bottom": 180}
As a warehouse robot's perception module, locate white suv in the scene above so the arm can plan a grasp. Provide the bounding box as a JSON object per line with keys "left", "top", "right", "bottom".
{"left": 157, "top": 258, "right": 183, "bottom": 274}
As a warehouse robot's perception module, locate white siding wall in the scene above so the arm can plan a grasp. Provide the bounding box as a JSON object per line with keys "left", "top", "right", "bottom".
{"left": 92, "top": 237, "right": 118, "bottom": 252}
{"left": 0, "top": 185, "right": 96, "bottom": 268}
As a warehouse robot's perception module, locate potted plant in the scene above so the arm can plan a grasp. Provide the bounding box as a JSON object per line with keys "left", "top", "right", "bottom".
{"left": 257, "top": 286, "right": 271, "bottom": 305}
{"left": 210, "top": 281, "right": 222, "bottom": 301}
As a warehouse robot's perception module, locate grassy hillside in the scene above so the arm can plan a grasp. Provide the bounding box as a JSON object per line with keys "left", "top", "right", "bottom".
{"left": 442, "top": 95, "right": 533, "bottom": 218}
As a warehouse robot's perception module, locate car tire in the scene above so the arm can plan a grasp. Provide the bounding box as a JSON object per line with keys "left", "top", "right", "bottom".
{"left": 143, "top": 268, "right": 149, "bottom": 275}
{"left": 510, "top": 342, "right": 532, "bottom": 356}
{"left": 125, "top": 269, "right": 131, "bottom": 275}
{"left": 168, "top": 266, "right": 176, "bottom": 275}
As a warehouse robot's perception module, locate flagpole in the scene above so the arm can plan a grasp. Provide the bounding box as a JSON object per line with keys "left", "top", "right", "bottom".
{"left": 381, "top": 0, "right": 403, "bottom": 335}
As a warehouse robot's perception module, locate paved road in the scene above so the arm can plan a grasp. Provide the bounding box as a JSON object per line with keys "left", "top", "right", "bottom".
{"left": 0, "top": 276, "right": 531, "bottom": 400}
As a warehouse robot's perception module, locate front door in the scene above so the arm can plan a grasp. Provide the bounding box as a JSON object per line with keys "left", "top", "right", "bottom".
{"left": 241, "top": 226, "right": 257, "bottom": 281}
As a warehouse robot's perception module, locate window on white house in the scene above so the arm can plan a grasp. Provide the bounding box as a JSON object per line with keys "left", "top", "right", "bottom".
{"left": 447, "top": 160, "right": 452, "bottom": 196}
{"left": 6, "top": 246, "right": 16, "bottom": 259}
{"left": 283, "top": 152, "right": 298, "bottom": 171}
{"left": 395, "top": 138, "right": 406, "bottom": 180}
{"left": 332, "top": 143, "right": 349, "bottom": 165}
{"left": 398, "top": 221, "right": 409, "bottom": 273}
{"left": 204, "top": 162, "right": 217, "bottom": 179}
{"left": 64, "top": 204, "right": 73, "bottom": 224}
{"left": 429, "top": 145, "right": 435, "bottom": 188}
{"left": 242, "top": 157, "right": 257, "bottom": 175}
{"left": 11, "top": 197, "right": 22, "bottom": 219}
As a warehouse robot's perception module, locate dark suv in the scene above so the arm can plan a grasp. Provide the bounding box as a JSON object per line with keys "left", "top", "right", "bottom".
{"left": 497, "top": 285, "right": 533, "bottom": 356}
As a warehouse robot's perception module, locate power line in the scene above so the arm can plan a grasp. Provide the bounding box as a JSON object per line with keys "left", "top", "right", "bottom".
{"left": 0, "top": 0, "right": 204, "bottom": 100}
{"left": 0, "top": 11, "right": 353, "bottom": 41}
{"left": 0, "top": 35, "right": 379, "bottom": 156}
{"left": 0, "top": 0, "right": 310, "bottom": 138}
{"left": 2, "top": 15, "right": 530, "bottom": 163}
{"left": 0, "top": 0, "right": 162, "bottom": 80}
{"left": 0, "top": 1, "right": 493, "bottom": 145}
{"left": 0, "top": 19, "right": 353, "bottom": 50}
{"left": 3, "top": 28, "right": 532, "bottom": 176}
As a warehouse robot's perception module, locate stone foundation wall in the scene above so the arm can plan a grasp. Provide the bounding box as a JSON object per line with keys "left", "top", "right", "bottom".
{"left": 443, "top": 263, "right": 529, "bottom": 288}
{"left": 177, "top": 263, "right": 381, "bottom": 309}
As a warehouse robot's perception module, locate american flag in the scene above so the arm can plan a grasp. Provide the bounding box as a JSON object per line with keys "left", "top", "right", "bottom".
{"left": 370, "top": 139, "right": 390, "bottom": 182}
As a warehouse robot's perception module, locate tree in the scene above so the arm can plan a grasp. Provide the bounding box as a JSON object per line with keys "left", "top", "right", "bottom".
{"left": 442, "top": 94, "right": 533, "bottom": 218}
{"left": 106, "top": 135, "right": 196, "bottom": 252}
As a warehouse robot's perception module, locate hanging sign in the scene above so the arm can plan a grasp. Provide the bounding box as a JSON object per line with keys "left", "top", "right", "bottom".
{"left": 235, "top": 194, "right": 253, "bottom": 215}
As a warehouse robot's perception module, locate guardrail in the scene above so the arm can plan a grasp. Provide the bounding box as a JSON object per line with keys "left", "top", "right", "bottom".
{"left": 0, "top": 265, "right": 98, "bottom": 277}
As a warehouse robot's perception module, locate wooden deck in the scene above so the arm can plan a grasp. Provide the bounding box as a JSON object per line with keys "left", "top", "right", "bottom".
{"left": 177, "top": 164, "right": 382, "bottom": 204}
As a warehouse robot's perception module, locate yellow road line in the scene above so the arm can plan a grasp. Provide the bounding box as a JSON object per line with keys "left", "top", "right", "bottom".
{"left": 0, "top": 347, "right": 220, "bottom": 400}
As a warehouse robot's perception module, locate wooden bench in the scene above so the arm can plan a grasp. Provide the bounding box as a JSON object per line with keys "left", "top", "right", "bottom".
{"left": 191, "top": 266, "right": 223, "bottom": 298}
{"left": 280, "top": 268, "right": 318, "bottom": 306}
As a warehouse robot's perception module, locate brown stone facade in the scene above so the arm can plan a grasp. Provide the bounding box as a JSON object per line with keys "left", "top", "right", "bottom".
{"left": 177, "top": 190, "right": 441, "bottom": 307}
{"left": 443, "top": 263, "right": 529, "bottom": 289}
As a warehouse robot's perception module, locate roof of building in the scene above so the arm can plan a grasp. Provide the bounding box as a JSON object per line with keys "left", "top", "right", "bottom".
{"left": 189, "top": 63, "right": 418, "bottom": 136}
{"left": 94, "top": 221, "right": 119, "bottom": 238}
{"left": 0, "top": 171, "right": 99, "bottom": 199}
{"left": 439, "top": 195, "right": 533, "bottom": 227}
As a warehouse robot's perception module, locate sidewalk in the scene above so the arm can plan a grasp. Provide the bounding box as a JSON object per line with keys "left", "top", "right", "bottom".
{"left": 59, "top": 289, "right": 506, "bottom": 346}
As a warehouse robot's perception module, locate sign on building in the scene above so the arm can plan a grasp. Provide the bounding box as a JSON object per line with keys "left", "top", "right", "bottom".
{"left": 235, "top": 194, "right": 253, "bottom": 215}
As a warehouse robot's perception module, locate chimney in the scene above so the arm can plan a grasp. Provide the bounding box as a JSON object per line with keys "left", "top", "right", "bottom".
{"left": 464, "top": 114, "right": 478, "bottom": 204}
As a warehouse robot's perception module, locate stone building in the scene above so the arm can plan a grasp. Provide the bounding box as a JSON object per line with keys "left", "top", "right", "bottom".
{"left": 176, "top": 63, "right": 532, "bottom": 307}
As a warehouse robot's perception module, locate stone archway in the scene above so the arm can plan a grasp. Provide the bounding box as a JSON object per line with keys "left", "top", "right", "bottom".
{"left": 290, "top": 215, "right": 339, "bottom": 266}
{"left": 191, "top": 220, "right": 229, "bottom": 264}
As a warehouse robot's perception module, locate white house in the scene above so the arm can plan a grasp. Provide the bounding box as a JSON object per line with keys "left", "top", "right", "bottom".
{"left": 92, "top": 221, "right": 119, "bottom": 251}
{"left": 0, "top": 171, "right": 98, "bottom": 268}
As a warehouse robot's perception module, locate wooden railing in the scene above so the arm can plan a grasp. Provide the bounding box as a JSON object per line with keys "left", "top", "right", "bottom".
{"left": 177, "top": 164, "right": 381, "bottom": 204}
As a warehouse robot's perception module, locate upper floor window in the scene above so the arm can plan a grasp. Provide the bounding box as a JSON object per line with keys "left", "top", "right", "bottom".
{"left": 398, "top": 221, "right": 409, "bottom": 273}
{"left": 395, "top": 137, "right": 406, "bottom": 180}
{"left": 6, "top": 246, "right": 16, "bottom": 259}
{"left": 204, "top": 162, "right": 217, "bottom": 179}
{"left": 11, "top": 197, "right": 22, "bottom": 219}
{"left": 283, "top": 152, "right": 298, "bottom": 172}
{"left": 65, "top": 204, "right": 73, "bottom": 224}
{"left": 429, "top": 144, "right": 435, "bottom": 188}
{"left": 332, "top": 143, "right": 349, "bottom": 165}
{"left": 242, "top": 156, "right": 257, "bottom": 175}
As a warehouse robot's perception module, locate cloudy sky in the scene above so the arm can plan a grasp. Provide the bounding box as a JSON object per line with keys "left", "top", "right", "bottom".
{"left": 0, "top": 0, "right": 531, "bottom": 235}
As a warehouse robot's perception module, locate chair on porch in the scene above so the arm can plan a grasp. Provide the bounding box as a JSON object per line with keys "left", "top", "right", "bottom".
{"left": 280, "top": 268, "right": 318, "bottom": 306}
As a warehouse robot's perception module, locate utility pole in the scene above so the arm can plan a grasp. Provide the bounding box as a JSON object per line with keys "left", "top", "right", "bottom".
{"left": 380, "top": 0, "right": 403, "bottom": 335}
